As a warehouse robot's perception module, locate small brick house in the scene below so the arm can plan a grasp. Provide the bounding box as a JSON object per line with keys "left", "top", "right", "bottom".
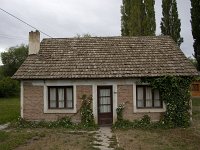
{"left": 13, "top": 31, "right": 198, "bottom": 125}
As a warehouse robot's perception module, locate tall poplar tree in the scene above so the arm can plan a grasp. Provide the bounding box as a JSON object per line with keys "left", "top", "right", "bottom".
{"left": 191, "top": 0, "right": 200, "bottom": 70}
{"left": 143, "top": 0, "right": 156, "bottom": 36}
{"left": 161, "top": 0, "right": 183, "bottom": 46}
{"left": 121, "top": 0, "right": 156, "bottom": 36}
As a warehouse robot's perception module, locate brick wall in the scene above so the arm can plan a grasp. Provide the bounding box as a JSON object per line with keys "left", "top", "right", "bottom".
{"left": 23, "top": 81, "right": 162, "bottom": 122}
{"left": 23, "top": 81, "right": 92, "bottom": 122}
{"left": 117, "top": 85, "right": 161, "bottom": 121}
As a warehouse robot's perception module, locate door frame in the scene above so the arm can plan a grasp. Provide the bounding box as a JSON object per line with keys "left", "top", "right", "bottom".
{"left": 97, "top": 86, "right": 113, "bottom": 125}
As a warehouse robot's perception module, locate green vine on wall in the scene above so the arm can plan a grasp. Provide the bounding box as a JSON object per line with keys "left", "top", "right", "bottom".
{"left": 143, "top": 76, "right": 194, "bottom": 128}
{"left": 116, "top": 103, "right": 125, "bottom": 121}
{"left": 80, "top": 94, "right": 96, "bottom": 127}
{"left": 114, "top": 76, "right": 194, "bottom": 129}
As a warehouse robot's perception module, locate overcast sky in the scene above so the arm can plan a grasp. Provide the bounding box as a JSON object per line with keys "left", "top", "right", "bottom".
{"left": 0, "top": 0, "right": 194, "bottom": 64}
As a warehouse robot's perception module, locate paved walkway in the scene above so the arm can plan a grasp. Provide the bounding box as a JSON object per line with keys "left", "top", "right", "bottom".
{"left": 0, "top": 123, "right": 9, "bottom": 130}
{"left": 93, "top": 127, "right": 115, "bottom": 150}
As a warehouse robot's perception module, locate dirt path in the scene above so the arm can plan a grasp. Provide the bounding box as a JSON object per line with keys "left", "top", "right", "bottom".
{"left": 92, "top": 127, "right": 115, "bottom": 150}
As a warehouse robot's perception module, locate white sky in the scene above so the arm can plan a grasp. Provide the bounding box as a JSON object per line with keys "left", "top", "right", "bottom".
{"left": 0, "top": 0, "right": 194, "bottom": 64}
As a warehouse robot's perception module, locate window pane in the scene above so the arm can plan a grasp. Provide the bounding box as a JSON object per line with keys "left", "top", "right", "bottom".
{"left": 146, "top": 99, "right": 152, "bottom": 107}
{"left": 100, "top": 89, "right": 110, "bottom": 97}
{"left": 154, "top": 89, "right": 159, "bottom": 100}
{"left": 66, "top": 88, "right": 73, "bottom": 100}
{"left": 67, "top": 100, "right": 73, "bottom": 108}
{"left": 50, "top": 88, "right": 56, "bottom": 108}
{"left": 100, "top": 97, "right": 110, "bottom": 104}
{"left": 137, "top": 87, "right": 143, "bottom": 100}
{"left": 50, "top": 88, "right": 56, "bottom": 101}
{"left": 58, "top": 88, "right": 64, "bottom": 108}
{"left": 137, "top": 87, "right": 144, "bottom": 107}
{"left": 146, "top": 87, "right": 152, "bottom": 107}
{"left": 58, "top": 88, "right": 64, "bottom": 100}
{"left": 154, "top": 99, "right": 161, "bottom": 107}
{"left": 50, "top": 100, "right": 56, "bottom": 108}
{"left": 154, "top": 89, "right": 161, "bottom": 107}
{"left": 100, "top": 105, "right": 111, "bottom": 113}
{"left": 138, "top": 99, "right": 144, "bottom": 107}
{"left": 66, "top": 88, "right": 73, "bottom": 108}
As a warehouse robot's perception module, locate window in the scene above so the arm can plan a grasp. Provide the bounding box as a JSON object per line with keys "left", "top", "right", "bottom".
{"left": 98, "top": 88, "right": 112, "bottom": 113}
{"left": 48, "top": 86, "right": 73, "bottom": 109}
{"left": 136, "top": 85, "right": 162, "bottom": 108}
{"left": 191, "top": 84, "right": 199, "bottom": 91}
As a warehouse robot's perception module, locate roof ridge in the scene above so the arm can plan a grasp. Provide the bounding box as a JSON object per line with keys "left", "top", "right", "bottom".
{"left": 42, "top": 35, "right": 171, "bottom": 41}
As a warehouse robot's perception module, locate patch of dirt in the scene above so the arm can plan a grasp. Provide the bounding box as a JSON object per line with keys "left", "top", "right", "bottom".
{"left": 15, "top": 130, "right": 91, "bottom": 150}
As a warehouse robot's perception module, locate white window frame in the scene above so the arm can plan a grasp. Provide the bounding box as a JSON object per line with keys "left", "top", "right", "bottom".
{"left": 133, "top": 83, "right": 166, "bottom": 113}
{"left": 44, "top": 84, "right": 77, "bottom": 114}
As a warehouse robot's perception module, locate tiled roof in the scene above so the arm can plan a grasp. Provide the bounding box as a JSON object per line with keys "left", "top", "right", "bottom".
{"left": 13, "top": 36, "right": 198, "bottom": 79}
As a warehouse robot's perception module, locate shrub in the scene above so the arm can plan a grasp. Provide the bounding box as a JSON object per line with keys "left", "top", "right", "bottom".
{"left": 113, "top": 115, "right": 152, "bottom": 129}
{"left": 0, "top": 77, "right": 19, "bottom": 97}
{"left": 14, "top": 117, "right": 75, "bottom": 129}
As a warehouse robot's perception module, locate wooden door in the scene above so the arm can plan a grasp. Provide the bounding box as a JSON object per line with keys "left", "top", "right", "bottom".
{"left": 97, "top": 86, "right": 113, "bottom": 125}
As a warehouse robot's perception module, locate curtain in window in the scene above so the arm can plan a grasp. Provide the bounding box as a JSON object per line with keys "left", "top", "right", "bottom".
{"left": 99, "top": 89, "right": 111, "bottom": 113}
{"left": 50, "top": 88, "right": 56, "bottom": 108}
{"left": 137, "top": 87, "right": 144, "bottom": 107}
{"left": 100, "top": 105, "right": 111, "bottom": 113}
{"left": 146, "top": 87, "right": 152, "bottom": 107}
{"left": 100, "top": 97, "right": 111, "bottom": 105}
{"left": 66, "top": 88, "right": 73, "bottom": 108}
{"left": 58, "top": 88, "right": 64, "bottom": 108}
{"left": 100, "top": 89, "right": 110, "bottom": 97}
{"left": 154, "top": 89, "right": 161, "bottom": 107}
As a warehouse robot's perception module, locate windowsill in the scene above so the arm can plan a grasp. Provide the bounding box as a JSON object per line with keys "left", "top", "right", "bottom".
{"left": 44, "top": 109, "right": 76, "bottom": 114}
{"left": 137, "top": 107, "right": 163, "bottom": 109}
{"left": 134, "top": 107, "right": 166, "bottom": 113}
{"left": 48, "top": 107, "right": 74, "bottom": 110}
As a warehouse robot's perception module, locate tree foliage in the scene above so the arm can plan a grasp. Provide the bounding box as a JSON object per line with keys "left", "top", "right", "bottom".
{"left": 121, "top": 0, "right": 156, "bottom": 36}
{"left": 1, "top": 45, "right": 28, "bottom": 77}
{"left": 161, "top": 0, "right": 183, "bottom": 46}
{"left": 0, "top": 77, "right": 19, "bottom": 97}
{"left": 191, "top": 0, "right": 200, "bottom": 70}
{"left": 0, "top": 66, "right": 5, "bottom": 80}
{"left": 188, "top": 56, "right": 198, "bottom": 69}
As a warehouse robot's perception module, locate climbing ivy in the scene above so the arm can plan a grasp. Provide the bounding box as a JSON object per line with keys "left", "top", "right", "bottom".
{"left": 80, "top": 94, "right": 96, "bottom": 128}
{"left": 116, "top": 103, "right": 125, "bottom": 121}
{"left": 114, "top": 76, "right": 194, "bottom": 129}
{"left": 143, "top": 76, "right": 194, "bottom": 128}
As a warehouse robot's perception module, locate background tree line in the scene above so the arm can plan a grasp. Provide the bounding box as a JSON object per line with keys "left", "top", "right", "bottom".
{"left": 0, "top": 45, "right": 28, "bottom": 97}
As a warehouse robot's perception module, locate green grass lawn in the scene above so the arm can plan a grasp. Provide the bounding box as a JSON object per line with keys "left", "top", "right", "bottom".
{"left": 0, "top": 97, "right": 20, "bottom": 125}
{"left": 0, "top": 129, "right": 38, "bottom": 150}
{"left": 0, "top": 129, "right": 97, "bottom": 150}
